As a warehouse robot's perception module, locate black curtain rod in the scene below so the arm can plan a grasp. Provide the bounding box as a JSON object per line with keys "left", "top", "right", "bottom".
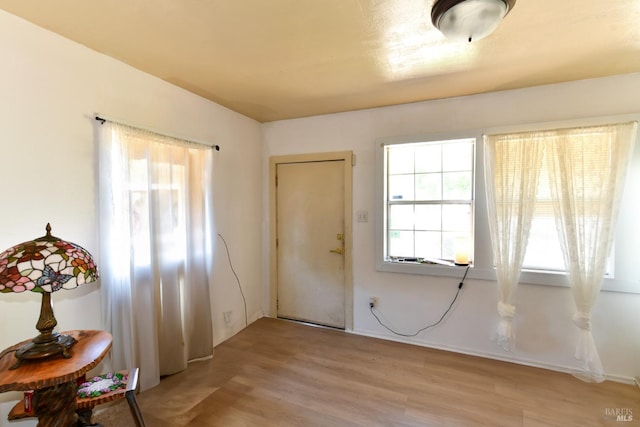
{"left": 95, "top": 115, "right": 220, "bottom": 151}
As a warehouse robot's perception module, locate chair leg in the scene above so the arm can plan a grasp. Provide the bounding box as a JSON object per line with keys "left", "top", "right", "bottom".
{"left": 125, "top": 390, "right": 146, "bottom": 427}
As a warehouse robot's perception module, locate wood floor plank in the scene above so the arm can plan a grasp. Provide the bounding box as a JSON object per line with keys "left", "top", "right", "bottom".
{"left": 93, "top": 317, "right": 639, "bottom": 426}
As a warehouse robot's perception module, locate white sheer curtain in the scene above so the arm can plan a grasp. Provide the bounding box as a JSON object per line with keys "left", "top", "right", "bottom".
{"left": 484, "top": 134, "right": 544, "bottom": 351}
{"left": 545, "top": 122, "right": 637, "bottom": 382}
{"left": 98, "top": 121, "right": 214, "bottom": 391}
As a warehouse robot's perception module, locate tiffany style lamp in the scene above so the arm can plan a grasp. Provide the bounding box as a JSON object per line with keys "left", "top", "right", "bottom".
{"left": 0, "top": 224, "right": 99, "bottom": 369}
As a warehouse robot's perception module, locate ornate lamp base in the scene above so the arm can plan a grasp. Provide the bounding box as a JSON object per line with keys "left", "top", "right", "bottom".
{"left": 11, "top": 333, "right": 77, "bottom": 370}
{"left": 10, "top": 291, "right": 78, "bottom": 370}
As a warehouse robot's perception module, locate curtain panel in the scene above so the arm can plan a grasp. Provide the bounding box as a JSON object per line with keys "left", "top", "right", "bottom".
{"left": 484, "top": 134, "right": 544, "bottom": 351}
{"left": 545, "top": 122, "right": 637, "bottom": 382}
{"left": 98, "top": 121, "right": 214, "bottom": 390}
{"left": 485, "top": 121, "right": 637, "bottom": 382}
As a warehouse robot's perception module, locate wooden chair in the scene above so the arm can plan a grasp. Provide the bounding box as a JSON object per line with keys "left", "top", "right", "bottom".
{"left": 9, "top": 368, "right": 145, "bottom": 427}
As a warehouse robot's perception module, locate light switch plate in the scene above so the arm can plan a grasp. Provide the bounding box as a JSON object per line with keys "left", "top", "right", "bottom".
{"left": 356, "top": 211, "right": 368, "bottom": 223}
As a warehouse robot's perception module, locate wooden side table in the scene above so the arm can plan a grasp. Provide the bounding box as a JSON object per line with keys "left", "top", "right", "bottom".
{"left": 0, "top": 330, "right": 112, "bottom": 427}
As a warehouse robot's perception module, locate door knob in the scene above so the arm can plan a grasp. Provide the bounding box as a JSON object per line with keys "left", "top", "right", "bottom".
{"left": 329, "top": 247, "right": 343, "bottom": 255}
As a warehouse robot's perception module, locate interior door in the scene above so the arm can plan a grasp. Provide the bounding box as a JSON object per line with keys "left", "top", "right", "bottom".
{"left": 276, "top": 160, "right": 345, "bottom": 328}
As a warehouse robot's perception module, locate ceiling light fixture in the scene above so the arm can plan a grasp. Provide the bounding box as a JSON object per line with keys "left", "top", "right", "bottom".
{"left": 431, "top": 0, "right": 516, "bottom": 43}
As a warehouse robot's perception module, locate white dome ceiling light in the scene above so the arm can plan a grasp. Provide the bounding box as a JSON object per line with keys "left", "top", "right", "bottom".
{"left": 431, "top": 0, "right": 517, "bottom": 43}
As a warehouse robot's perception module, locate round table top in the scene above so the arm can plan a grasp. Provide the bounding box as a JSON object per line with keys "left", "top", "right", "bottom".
{"left": 0, "top": 330, "right": 112, "bottom": 392}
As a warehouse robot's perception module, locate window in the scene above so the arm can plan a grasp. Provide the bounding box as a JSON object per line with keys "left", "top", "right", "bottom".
{"left": 382, "top": 138, "right": 475, "bottom": 264}
{"left": 376, "top": 115, "right": 639, "bottom": 293}
{"left": 521, "top": 162, "right": 566, "bottom": 272}
{"left": 130, "top": 160, "right": 186, "bottom": 267}
{"left": 521, "top": 164, "right": 614, "bottom": 275}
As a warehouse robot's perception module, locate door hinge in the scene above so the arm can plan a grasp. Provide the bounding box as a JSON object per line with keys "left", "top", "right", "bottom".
{"left": 276, "top": 299, "right": 279, "bottom": 310}
{"left": 275, "top": 175, "right": 278, "bottom": 186}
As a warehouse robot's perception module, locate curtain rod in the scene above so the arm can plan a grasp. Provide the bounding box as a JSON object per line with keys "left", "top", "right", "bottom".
{"left": 95, "top": 115, "right": 220, "bottom": 151}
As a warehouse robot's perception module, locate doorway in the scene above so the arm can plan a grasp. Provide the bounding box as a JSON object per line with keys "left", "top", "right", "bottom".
{"left": 269, "top": 152, "right": 353, "bottom": 330}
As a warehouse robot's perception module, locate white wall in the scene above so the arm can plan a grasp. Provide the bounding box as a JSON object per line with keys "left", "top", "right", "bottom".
{"left": 262, "top": 73, "right": 640, "bottom": 383}
{"left": 0, "top": 10, "right": 262, "bottom": 425}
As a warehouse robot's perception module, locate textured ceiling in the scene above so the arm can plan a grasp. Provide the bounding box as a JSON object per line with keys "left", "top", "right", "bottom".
{"left": 1, "top": 0, "right": 639, "bottom": 122}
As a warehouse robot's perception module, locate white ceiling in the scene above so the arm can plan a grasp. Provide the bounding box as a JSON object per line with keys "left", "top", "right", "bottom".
{"left": 1, "top": 0, "right": 639, "bottom": 122}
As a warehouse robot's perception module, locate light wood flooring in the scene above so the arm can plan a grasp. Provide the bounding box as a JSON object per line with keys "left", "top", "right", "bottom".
{"left": 94, "top": 317, "right": 638, "bottom": 426}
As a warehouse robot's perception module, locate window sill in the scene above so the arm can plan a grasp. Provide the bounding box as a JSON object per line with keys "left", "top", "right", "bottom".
{"left": 377, "top": 259, "right": 472, "bottom": 279}
{"left": 376, "top": 260, "right": 640, "bottom": 294}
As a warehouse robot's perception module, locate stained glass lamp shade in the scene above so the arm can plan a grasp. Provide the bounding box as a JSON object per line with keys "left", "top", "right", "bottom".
{"left": 0, "top": 224, "right": 99, "bottom": 369}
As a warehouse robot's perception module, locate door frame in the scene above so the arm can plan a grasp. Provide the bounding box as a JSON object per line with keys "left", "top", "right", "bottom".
{"left": 269, "top": 151, "right": 354, "bottom": 331}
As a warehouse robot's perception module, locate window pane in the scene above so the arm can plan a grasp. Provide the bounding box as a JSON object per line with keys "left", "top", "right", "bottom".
{"left": 388, "top": 174, "right": 414, "bottom": 201}
{"left": 443, "top": 171, "right": 472, "bottom": 200}
{"left": 442, "top": 204, "right": 472, "bottom": 232}
{"left": 442, "top": 232, "right": 458, "bottom": 260}
{"left": 415, "top": 173, "right": 441, "bottom": 200}
{"left": 389, "top": 230, "right": 414, "bottom": 257}
{"left": 131, "top": 190, "right": 151, "bottom": 266}
{"left": 415, "top": 204, "right": 441, "bottom": 230}
{"left": 388, "top": 146, "right": 414, "bottom": 174}
{"left": 415, "top": 145, "right": 441, "bottom": 173}
{"left": 416, "top": 231, "right": 441, "bottom": 259}
{"left": 523, "top": 216, "right": 565, "bottom": 271}
{"left": 389, "top": 205, "right": 414, "bottom": 230}
{"left": 443, "top": 142, "right": 473, "bottom": 171}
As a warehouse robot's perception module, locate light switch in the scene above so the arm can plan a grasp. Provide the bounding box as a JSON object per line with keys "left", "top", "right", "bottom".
{"left": 356, "top": 211, "right": 368, "bottom": 223}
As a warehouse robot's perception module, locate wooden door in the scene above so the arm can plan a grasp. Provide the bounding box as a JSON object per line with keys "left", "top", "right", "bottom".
{"left": 276, "top": 160, "right": 345, "bottom": 328}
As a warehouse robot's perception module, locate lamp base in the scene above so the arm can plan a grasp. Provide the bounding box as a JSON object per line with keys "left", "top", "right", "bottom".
{"left": 10, "top": 333, "right": 77, "bottom": 370}
{"left": 454, "top": 262, "right": 469, "bottom": 266}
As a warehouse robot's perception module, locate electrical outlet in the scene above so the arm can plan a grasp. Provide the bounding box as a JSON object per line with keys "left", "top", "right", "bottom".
{"left": 369, "top": 296, "right": 378, "bottom": 308}
{"left": 223, "top": 310, "right": 232, "bottom": 324}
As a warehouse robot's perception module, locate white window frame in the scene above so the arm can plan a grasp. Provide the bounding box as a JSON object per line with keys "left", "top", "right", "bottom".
{"left": 376, "top": 114, "right": 640, "bottom": 294}
{"left": 382, "top": 137, "right": 476, "bottom": 265}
